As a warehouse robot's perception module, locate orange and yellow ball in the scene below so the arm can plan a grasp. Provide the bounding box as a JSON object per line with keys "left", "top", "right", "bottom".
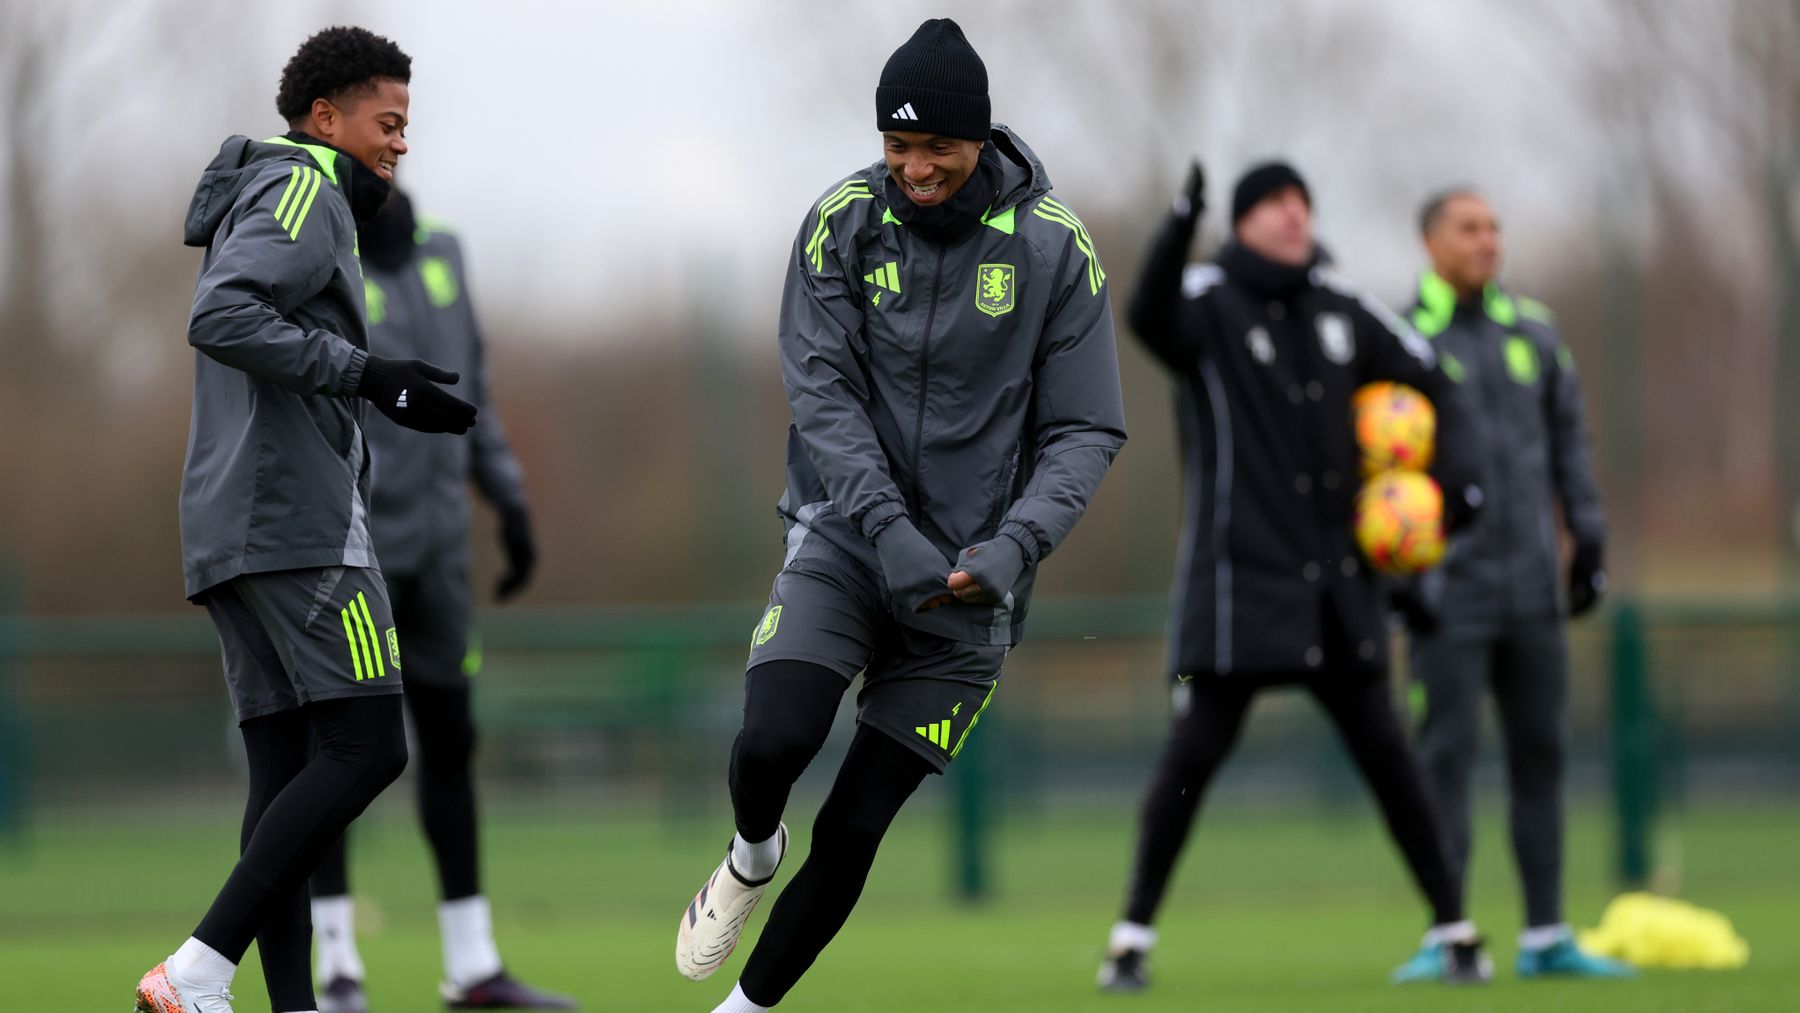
{"left": 1352, "top": 382, "right": 1435, "bottom": 476}
{"left": 1353, "top": 470, "right": 1446, "bottom": 575}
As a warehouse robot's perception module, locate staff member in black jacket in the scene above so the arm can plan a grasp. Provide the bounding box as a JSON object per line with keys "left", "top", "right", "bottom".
{"left": 1096, "top": 162, "right": 1491, "bottom": 992}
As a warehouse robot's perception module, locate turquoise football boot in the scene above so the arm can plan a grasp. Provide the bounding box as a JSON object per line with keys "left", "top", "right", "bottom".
{"left": 1392, "top": 939, "right": 1494, "bottom": 984}
{"left": 1517, "top": 936, "right": 1637, "bottom": 979}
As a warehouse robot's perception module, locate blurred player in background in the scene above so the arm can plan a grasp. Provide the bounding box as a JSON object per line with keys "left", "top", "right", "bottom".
{"left": 307, "top": 189, "right": 570, "bottom": 1011}
{"left": 1400, "top": 188, "right": 1631, "bottom": 979}
{"left": 142, "top": 27, "right": 479, "bottom": 1013}
{"left": 1096, "top": 161, "right": 1490, "bottom": 992}
{"left": 674, "top": 18, "right": 1126, "bottom": 1012}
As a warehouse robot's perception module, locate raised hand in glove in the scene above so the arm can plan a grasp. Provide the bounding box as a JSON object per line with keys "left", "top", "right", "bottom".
{"left": 495, "top": 505, "right": 537, "bottom": 601}
{"left": 948, "top": 534, "right": 1030, "bottom": 606}
{"left": 357, "top": 356, "right": 477, "bottom": 434}
{"left": 874, "top": 518, "right": 953, "bottom": 614}
{"left": 1568, "top": 539, "right": 1605, "bottom": 618}
{"left": 1174, "top": 160, "right": 1206, "bottom": 220}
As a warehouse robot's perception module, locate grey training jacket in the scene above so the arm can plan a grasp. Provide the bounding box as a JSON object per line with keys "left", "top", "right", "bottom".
{"left": 363, "top": 223, "right": 527, "bottom": 576}
{"left": 179, "top": 135, "right": 375, "bottom": 598}
{"left": 1408, "top": 273, "right": 1605, "bottom": 630}
{"left": 776, "top": 125, "right": 1128, "bottom": 646}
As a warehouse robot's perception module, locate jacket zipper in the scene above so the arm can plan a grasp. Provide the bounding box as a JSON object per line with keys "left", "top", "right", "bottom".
{"left": 1478, "top": 319, "right": 1516, "bottom": 614}
{"left": 912, "top": 246, "right": 945, "bottom": 514}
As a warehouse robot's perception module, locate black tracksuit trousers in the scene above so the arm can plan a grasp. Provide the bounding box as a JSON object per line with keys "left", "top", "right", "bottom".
{"left": 1120, "top": 662, "right": 1463, "bottom": 930}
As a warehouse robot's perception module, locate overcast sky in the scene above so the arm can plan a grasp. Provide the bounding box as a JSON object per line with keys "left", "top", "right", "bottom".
{"left": 4, "top": 0, "right": 1777, "bottom": 351}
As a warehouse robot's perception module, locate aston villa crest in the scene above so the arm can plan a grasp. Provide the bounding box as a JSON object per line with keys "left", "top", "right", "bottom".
{"left": 1317, "top": 312, "right": 1354, "bottom": 364}
{"left": 975, "top": 263, "right": 1016, "bottom": 318}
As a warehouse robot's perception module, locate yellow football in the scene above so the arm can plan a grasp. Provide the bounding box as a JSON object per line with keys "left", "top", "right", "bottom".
{"left": 1353, "top": 382, "right": 1435, "bottom": 476}
{"left": 1354, "top": 470, "right": 1446, "bottom": 575}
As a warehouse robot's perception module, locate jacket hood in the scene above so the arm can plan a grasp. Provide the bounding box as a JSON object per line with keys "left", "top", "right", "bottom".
{"left": 869, "top": 123, "right": 1051, "bottom": 213}
{"left": 183, "top": 135, "right": 325, "bottom": 247}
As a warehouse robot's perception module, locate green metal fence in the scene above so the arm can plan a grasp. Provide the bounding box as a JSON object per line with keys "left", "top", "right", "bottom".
{"left": 1, "top": 592, "right": 1796, "bottom": 899}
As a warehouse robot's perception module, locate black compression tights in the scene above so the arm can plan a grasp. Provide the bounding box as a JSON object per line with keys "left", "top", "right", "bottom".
{"left": 730, "top": 662, "right": 935, "bottom": 1007}
{"left": 1121, "top": 672, "right": 1463, "bottom": 929}
{"left": 196, "top": 695, "right": 407, "bottom": 1012}
{"left": 312, "top": 680, "right": 481, "bottom": 902}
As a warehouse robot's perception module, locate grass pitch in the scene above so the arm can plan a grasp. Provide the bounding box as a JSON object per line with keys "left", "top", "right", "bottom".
{"left": 4, "top": 795, "right": 1795, "bottom": 1010}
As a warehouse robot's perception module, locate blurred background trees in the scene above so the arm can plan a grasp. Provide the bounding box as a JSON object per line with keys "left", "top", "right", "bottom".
{"left": 2, "top": 0, "right": 1796, "bottom": 612}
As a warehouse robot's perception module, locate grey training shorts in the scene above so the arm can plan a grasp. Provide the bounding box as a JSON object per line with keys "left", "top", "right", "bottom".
{"left": 202, "top": 565, "right": 404, "bottom": 721}
{"left": 746, "top": 542, "right": 1005, "bottom": 773}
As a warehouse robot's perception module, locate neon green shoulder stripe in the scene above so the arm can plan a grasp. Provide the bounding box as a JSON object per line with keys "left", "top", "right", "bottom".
{"left": 804, "top": 179, "right": 873, "bottom": 272}
{"left": 1517, "top": 294, "right": 1556, "bottom": 324}
{"left": 414, "top": 214, "right": 456, "bottom": 245}
{"left": 262, "top": 136, "right": 340, "bottom": 185}
{"left": 284, "top": 168, "right": 324, "bottom": 240}
{"left": 272, "top": 165, "right": 304, "bottom": 224}
{"left": 269, "top": 165, "right": 323, "bottom": 241}
{"left": 1032, "top": 196, "right": 1106, "bottom": 295}
{"left": 1413, "top": 270, "right": 1456, "bottom": 337}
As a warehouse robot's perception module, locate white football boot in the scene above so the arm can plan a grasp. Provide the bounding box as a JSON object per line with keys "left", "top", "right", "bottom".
{"left": 675, "top": 824, "right": 788, "bottom": 981}
{"left": 135, "top": 961, "right": 236, "bottom": 1013}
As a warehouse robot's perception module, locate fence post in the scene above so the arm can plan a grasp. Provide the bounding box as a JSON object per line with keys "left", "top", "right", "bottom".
{"left": 0, "top": 564, "right": 20, "bottom": 835}
{"left": 950, "top": 712, "right": 992, "bottom": 902}
{"left": 1610, "top": 598, "right": 1656, "bottom": 888}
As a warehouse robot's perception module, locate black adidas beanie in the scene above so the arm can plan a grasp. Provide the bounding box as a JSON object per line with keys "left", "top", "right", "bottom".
{"left": 876, "top": 19, "right": 990, "bottom": 140}
{"left": 1231, "top": 161, "right": 1311, "bottom": 223}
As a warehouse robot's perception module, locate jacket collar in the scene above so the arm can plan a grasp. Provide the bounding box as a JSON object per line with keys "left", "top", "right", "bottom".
{"left": 884, "top": 143, "right": 1003, "bottom": 244}
{"left": 870, "top": 123, "right": 1051, "bottom": 238}
{"left": 272, "top": 131, "right": 393, "bottom": 225}
{"left": 1215, "top": 239, "right": 1322, "bottom": 298}
{"left": 1412, "top": 270, "right": 1516, "bottom": 336}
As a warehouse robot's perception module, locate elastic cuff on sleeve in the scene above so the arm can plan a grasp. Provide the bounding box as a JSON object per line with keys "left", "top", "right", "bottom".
{"left": 339, "top": 347, "right": 370, "bottom": 397}
{"left": 858, "top": 500, "right": 908, "bottom": 540}
{"left": 998, "top": 521, "right": 1042, "bottom": 565}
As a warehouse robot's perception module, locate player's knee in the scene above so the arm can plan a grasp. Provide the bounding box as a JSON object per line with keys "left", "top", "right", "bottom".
{"left": 419, "top": 713, "right": 477, "bottom": 773}
{"left": 369, "top": 727, "right": 409, "bottom": 786}
{"left": 1507, "top": 731, "right": 1565, "bottom": 784}
{"left": 736, "top": 720, "right": 824, "bottom": 780}
{"left": 1415, "top": 717, "right": 1477, "bottom": 768}
{"left": 812, "top": 804, "right": 893, "bottom": 857}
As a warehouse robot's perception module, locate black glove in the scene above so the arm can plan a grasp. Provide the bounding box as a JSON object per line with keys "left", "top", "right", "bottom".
{"left": 357, "top": 355, "right": 477, "bottom": 435}
{"left": 495, "top": 504, "right": 536, "bottom": 601}
{"left": 1568, "top": 539, "right": 1605, "bottom": 618}
{"left": 1389, "top": 580, "right": 1441, "bottom": 637}
{"left": 873, "top": 518, "right": 951, "bottom": 614}
{"left": 1442, "top": 482, "right": 1484, "bottom": 535}
{"left": 951, "top": 535, "right": 1029, "bottom": 606}
{"left": 1174, "top": 160, "right": 1206, "bottom": 220}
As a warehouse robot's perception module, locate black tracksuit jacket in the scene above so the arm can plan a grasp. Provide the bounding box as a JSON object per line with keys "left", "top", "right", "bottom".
{"left": 1130, "top": 210, "right": 1480, "bottom": 679}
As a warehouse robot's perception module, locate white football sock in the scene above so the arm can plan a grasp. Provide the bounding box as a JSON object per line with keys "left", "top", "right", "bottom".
{"left": 731, "top": 830, "right": 782, "bottom": 882}
{"left": 439, "top": 895, "right": 503, "bottom": 988}
{"left": 169, "top": 936, "right": 236, "bottom": 992}
{"left": 712, "top": 981, "right": 773, "bottom": 1012}
{"left": 311, "top": 894, "right": 365, "bottom": 983}
{"left": 1109, "top": 920, "right": 1157, "bottom": 954}
{"left": 1519, "top": 923, "right": 1571, "bottom": 951}
{"left": 1424, "top": 920, "right": 1478, "bottom": 946}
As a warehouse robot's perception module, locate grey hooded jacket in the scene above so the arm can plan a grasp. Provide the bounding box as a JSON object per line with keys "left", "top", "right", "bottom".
{"left": 1408, "top": 272, "right": 1605, "bottom": 630}
{"left": 362, "top": 222, "right": 527, "bottom": 575}
{"left": 776, "top": 125, "right": 1128, "bottom": 646}
{"left": 178, "top": 135, "right": 375, "bottom": 598}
